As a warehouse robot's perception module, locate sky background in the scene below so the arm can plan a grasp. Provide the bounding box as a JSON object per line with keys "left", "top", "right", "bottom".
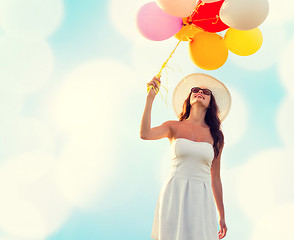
{"left": 0, "top": 0, "right": 294, "bottom": 239}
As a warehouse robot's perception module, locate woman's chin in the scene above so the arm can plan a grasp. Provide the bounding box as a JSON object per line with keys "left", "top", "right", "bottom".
{"left": 191, "top": 101, "right": 206, "bottom": 108}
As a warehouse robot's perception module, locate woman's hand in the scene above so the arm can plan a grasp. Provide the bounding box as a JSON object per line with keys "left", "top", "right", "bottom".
{"left": 218, "top": 218, "right": 227, "bottom": 239}
{"left": 147, "top": 76, "right": 161, "bottom": 99}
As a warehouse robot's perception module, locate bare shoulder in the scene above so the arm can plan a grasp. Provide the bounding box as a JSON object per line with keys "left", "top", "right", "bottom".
{"left": 165, "top": 120, "right": 179, "bottom": 124}
{"left": 163, "top": 120, "right": 181, "bottom": 140}
{"left": 163, "top": 120, "right": 179, "bottom": 128}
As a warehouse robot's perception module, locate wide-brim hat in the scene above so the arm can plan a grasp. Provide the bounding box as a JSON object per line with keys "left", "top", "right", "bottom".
{"left": 172, "top": 73, "right": 232, "bottom": 122}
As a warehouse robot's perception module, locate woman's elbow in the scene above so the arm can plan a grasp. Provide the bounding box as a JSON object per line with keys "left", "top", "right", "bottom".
{"left": 140, "top": 132, "right": 149, "bottom": 140}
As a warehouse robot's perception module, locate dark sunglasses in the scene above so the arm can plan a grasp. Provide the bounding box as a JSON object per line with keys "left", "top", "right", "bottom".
{"left": 191, "top": 87, "right": 212, "bottom": 95}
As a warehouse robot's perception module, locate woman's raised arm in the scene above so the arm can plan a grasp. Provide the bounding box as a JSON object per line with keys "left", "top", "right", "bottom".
{"left": 140, "top": 77, "right": 171, "bottom": 140}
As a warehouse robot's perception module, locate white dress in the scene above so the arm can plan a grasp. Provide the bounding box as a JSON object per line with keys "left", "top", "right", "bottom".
{"left": 151, "top": 138, "right": 219, "bottom": 240}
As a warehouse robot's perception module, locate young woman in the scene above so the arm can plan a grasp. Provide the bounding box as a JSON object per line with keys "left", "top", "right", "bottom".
{"left": 140, "top": 73, "right": 231, "bottom": 240}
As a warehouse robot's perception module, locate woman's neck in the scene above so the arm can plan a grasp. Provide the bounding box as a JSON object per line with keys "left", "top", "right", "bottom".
{"left": 185, "top": 105, "right": 207, "bottom": 127}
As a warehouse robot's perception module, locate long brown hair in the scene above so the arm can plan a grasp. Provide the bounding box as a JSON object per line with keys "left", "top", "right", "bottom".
{"left": 178, "top": 91, "right": 224, "bottom": 159}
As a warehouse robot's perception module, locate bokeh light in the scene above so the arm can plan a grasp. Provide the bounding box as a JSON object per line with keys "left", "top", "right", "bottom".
{"left": 267, "top": 0, "right": 294, "bottom": 24}
{"left": 0, "top": 117, "right": 56, "bottom": 160}
{"left": 235, "top": 148, "right": 294, "bottom": 220}
{"left": 251, "top": 203, "right": 294, "bottom": 240}
{"left": 277, "top": 96, "right": 294, "bottom": 149}
{"left": 279, "top": 37, "right": 294, "bottom": 97}
{"left": 109, "top": 0, "right": 150, "bottom": 42}
{"left": 0, "top": 36, "right": 54, "bottom": 94}
{"left": 222, "top": 87, "right": 248, "bottom": 148}
{"left": 0, "top": 154, "right": 70, "bottom": 239}
{"left": 46, "top": 59, "right": 137, "bottom": 134}
{"left": 55, "top": 136, "right": 116, "bottom": 210}
{"left": 0, "top": 0, "right": 64, "bottom": 37}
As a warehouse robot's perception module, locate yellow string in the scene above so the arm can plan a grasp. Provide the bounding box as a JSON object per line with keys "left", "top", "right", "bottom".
{"left": 146, "top": 2, "right": 223, "bottom": 104}
{"left": 146, "top": 1, "right": 219, "bottom": 102}
{"left": 191, "top": 16, "right": 219, "bottom": 23}
{"left": 147, "top": 39, "right": 182, "bottom": 101}
{"left": 157, "top": 39, "right": 182, "bottom": 79}
{"left": 193, "top": 1, "right": 205, "bottom": 14}
{"left": 212, "top": 15, "right": 219, "bottom": 25}
{"left": 188, "top": 1, "right": 220, "bottom": 28}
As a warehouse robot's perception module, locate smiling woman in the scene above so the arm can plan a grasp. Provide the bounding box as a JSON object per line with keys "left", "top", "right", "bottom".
{"left": 178, "top": 85, "right": 223, "bottom": 158}
{"left": 140, "top": 73, "right": 231, "bottom": 240}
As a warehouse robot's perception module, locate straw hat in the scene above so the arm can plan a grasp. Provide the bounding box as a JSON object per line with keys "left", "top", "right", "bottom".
{"left": 172, "top": 73, "right": 232, "bottom": 122}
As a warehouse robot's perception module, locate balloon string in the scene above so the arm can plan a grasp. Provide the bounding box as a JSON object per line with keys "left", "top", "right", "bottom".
{"left": 191, "top": 16, "right": 219, "bottom": 23}
{"left": 193, "top": 1, "right": 205, "bottom": 14}
{"left": 187, "top": 2, "right": 219, "bottom": 26}
{"left": 147, "top": 39, "right": 182, "bottom": 103}
{"left": 156, "top": 39, "right": 182, "bottom": 79}
{"left": 162, "top": 68, "right": 169, "bottom": 106}
{"left": 213, "top": 15, "right": 219, "bottom": 24}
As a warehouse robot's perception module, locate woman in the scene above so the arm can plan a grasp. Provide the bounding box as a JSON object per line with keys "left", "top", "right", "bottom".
{"left": 140, "top": 73, "right": 231, "bottom": 240}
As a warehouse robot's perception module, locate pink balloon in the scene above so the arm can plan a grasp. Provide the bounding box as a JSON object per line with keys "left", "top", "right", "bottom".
{"left": 137, "top": 2, "right": 183, "bottom": 41}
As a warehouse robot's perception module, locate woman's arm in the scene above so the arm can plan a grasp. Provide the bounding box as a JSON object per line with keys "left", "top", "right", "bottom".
{"left": 140, "top": 77, "right": 171, "bottom": 140}
{"left": 211, "top": 175, "right": 225, "bottom": 219}
{"left": 211, "top": 145, "right": 227, "bottom": 238}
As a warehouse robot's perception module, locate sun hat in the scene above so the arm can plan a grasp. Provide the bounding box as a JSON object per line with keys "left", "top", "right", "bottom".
{"left": 172, "top": 73, "right": 232, "bottom": 122}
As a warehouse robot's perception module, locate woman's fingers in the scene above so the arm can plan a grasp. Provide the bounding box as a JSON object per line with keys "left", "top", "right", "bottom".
{"left": 218, "top": 218, "right": 227, "bottom": 239}
{"left": 153, "top": 77, "right": 161, "bottom": 87}
{"left": 218, "top": 229, "right": 222, "bottom": 239}
{"left": 218, "top": 226, "right": 227, "bottom": 239}
{"left": 150, "top": 82, "right": 158, "bottom": 91}
{"left": 148, "top": 77, "right": 161, "bottom": 90}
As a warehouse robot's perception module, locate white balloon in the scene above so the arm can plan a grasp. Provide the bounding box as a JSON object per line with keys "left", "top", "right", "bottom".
{"left": 155, "top": 0, "right": 198, "bottom": 17}
{"left": 220, "top": 0, "right": 269, "bottom": 30}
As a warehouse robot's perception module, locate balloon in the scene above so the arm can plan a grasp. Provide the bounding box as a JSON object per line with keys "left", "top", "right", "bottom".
{"left": 155, "top": 0, "right": 198, "bottom": 18}
{"left": 224, "top": 28, "right": 263, "bottom": 56}
{"left": 189, "top": 0, "right": 229, "bottom": 33}
{"left": 174, "top": 18, "right": 203, "bottom": 41}
{"left": 136, "top": 2, "right": 183, "bottom": 41}
{"left": 202, "top": 0, "right": 222, "bottom": 3}
{"left": 220, "top": 0, "right": 269, "bottom": 30}
{"left": 189, "top": 32, "right": 228, "bottom": 70}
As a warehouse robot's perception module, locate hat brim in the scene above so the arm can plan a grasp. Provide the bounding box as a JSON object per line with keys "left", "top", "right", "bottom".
{"left": 172, "top": 73, "right": 231, "bottom": 122}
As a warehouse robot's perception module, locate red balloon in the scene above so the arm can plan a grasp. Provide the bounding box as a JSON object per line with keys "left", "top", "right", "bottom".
{"left": 188, "top": 0, "right": 229, "bottom": 33}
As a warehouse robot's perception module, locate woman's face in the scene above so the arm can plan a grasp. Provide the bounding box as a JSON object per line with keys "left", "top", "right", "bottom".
{"left": 190, "top": 85, "right": 211, "bottom": 109}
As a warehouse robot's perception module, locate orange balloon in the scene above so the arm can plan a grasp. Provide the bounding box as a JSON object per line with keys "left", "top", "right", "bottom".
{"left": 174, "top": 18, "right": 202, "bottom": 41}
{"left": 189, "top": 32, "right": 228, "bottom": 70}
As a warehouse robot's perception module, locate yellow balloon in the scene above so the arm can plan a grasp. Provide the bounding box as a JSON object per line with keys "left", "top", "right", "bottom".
{"left": 174, "top": 18, "right": 202, "bottom": 41}
{"left": 189, "top": 32, "right": 228, "bottom": 70}
{"left": 224, "top": 28, "right": 263, "bottom": 56}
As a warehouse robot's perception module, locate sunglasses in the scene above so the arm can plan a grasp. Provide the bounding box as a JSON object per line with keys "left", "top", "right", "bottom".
{"left": 191, "top": 87, "right": 212, "bottom": 95}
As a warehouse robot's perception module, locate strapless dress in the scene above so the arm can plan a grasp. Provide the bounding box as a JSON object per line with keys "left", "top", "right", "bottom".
{"left": 151, "top": 138, "right": 219, "bottom": 240}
